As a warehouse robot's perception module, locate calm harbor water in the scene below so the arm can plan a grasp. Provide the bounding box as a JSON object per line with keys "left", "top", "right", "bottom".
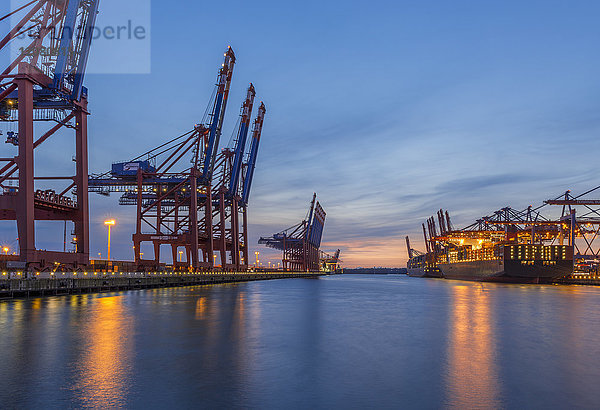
{"left": 1, "top": 275, "right": 600, "bottom": 408}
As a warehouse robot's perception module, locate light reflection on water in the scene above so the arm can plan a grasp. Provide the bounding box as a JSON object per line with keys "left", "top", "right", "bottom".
{"left": 72, "top": 296, "right": 133, "bottom": 408}
{"left": 1, "top": 276, "right": 600, "bottom": 408}
{"left": 445, "top": 285, "right": 500, "bottom": 408}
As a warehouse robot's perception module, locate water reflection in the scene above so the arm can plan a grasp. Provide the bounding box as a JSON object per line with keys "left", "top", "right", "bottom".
{"left": 2, "top": 277, "right": 600, "bottom": 408}
{"left": 195, "top": 296, "right": 207, "bottom": 320}
{"left": 72, "top": 296, "right": 134, "bottom": 408}
{"left": 445, "top": 284, "right": 501, "bottom": 408}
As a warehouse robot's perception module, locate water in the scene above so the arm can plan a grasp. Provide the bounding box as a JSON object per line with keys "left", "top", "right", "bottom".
{"left": 1, "top": 275, "right": 600, "bottom": 409}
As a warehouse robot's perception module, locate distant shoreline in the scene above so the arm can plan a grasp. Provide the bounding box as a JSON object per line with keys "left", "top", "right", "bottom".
{"left": 342, "top": 268, "right": 407, "bottom": 275}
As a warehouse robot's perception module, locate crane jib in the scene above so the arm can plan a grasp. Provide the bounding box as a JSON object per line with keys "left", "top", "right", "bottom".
{"left": 201, "top": 91, "right": 224, "bottom": 181}
{"left": 228, "top": 121, "right": 250, "bottom": 197}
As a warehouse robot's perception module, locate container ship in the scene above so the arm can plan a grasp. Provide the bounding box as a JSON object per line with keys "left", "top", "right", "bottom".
{"left": 405, "top": 236, "right": 442, "bottom": 278}
{"left": 407, "top": 208, "right": 574, "bottom": 283}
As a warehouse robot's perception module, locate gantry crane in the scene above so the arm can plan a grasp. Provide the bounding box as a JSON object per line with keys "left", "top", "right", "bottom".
{"left": 0, "top": 0, "right": 100, "bottom": 271}
{"left": 545, "top": 189, "right": 600, "bottom": 259}
{"left": 320, "top": 249, "right": 341, "bottom": 272}
{"left": 259, "top": 193, "right": 326, "bottom": 271}
{"left": 88, "top": 47, "right": 266, "bottom": 272}
{"left": 89, "top": 47, "right": 235, "bottom": 271}
{"left": 211, "top": 86, "right": 266, "bottom": 271}
{"left": 211, "top": 83, "right": 255, "bottom": 270}
{"left": 238, "top": 101, "right": 266, "bottom": 269}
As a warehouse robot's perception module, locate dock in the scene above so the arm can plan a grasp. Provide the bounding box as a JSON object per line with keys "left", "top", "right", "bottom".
{"left": 0, "top": 272, "right": 323, "bottom": 300}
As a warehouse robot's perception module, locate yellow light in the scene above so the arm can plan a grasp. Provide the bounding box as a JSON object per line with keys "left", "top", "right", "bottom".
{"left": 104, "top": 219, "right": 116, "bottom": 226}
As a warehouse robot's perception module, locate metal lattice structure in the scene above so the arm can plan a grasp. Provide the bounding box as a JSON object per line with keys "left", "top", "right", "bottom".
{"left": 88, "top": 47, "right": 266, "bottom": 272}
{"left": 320, "top": 248, "right": 340, "bottom": 272}
{"left": 89, "top": 47, "right": 235, "bottom": 271}
{"left": 259, "top": 193, "right": 326, "bottom": 271}
{"left": 211, "top": 84, "right": 255, "bottom": 270}
{"left": 545, "top": 188, "right": 600, "bottom": 259}
{"left": 0, "top": 0, "right": 100, "bottom": 271}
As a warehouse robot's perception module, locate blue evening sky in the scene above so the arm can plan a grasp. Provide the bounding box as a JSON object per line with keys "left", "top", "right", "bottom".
{"left": 1, "top": 0, "right": 600, "bottom": 267}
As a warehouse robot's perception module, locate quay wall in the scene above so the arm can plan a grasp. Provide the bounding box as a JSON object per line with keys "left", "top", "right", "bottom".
{"left": 0, "top": 272, "right": 323, "bottom": 299}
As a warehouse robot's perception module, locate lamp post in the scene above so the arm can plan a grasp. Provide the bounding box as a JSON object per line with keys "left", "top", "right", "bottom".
{"left": 104, "top": 219, "right": 116, "bottom": 261}
{"left": 178, "top": 250, "right": 183, "bottom": 262}
{"left": 2, "top": 247, "right": 8, "bottom": 255}
{"left": 255, "top": 251, "right": 259, "bottom": 267}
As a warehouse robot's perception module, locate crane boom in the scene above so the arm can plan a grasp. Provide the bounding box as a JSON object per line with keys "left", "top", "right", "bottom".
{"left": 305, "top": 193, "right": 317, "bottom": 241}
{"left": 52, "top": 0, "right": 100, "bottom": 101}
{"left": 201, "top": 46, "right": 235, "bottom": 183}
{"left": 227, "top": 83, "right": 255, "bottom": 198}
{"left": 241, "top": 102, "right": 266, "bottom": 206}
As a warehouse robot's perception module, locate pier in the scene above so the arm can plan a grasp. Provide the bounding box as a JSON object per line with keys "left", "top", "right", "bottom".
{"left": 0, "top": 271, "right": 322, "bottom": 299}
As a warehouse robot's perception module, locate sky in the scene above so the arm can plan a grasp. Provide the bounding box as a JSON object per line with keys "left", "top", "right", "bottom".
{"left": 1, "top": 0, "right": 600, "bottom": 267}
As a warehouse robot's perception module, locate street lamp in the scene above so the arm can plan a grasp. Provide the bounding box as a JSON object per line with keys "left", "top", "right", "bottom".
{"left": 255, "top": 251, "right": 259, "bottom": 267}
{"left": 104, "top": 219, "right": 116, "bottom": 261}
{"left": 2, "top": 247, "right": 8, "bottom": 255}
{"left": 178, "top": 250, "right": 183, "bottom": 262}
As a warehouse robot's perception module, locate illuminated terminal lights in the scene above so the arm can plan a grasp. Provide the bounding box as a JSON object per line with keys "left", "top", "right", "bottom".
{"left": 506, "top": 245, "right": 569, "bottom": 261}
{"left": 442, "top": 243, "right": 570, "bottom": 264}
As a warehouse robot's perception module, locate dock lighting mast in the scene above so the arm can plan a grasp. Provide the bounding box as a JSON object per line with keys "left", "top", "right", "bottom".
{"left": 104, "top": 220, "right": 115, "bottom": 260}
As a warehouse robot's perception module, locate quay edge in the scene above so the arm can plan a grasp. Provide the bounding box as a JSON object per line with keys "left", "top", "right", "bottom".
{"left": 0, "top": 272, "right": 324, "bottom": 300}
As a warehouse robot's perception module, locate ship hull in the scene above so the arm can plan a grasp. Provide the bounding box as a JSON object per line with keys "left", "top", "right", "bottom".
{"left": 438, "top": 259, "right": 572, "bottom": 283}
{"left": 407, "top": 267, "right": 443, "bottom": 278}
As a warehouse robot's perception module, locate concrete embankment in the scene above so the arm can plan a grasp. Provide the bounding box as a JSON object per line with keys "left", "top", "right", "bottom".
{"left": 0, "top": 272, "right": 322, "bottom": 299}
{"left": 553, "top": 277, "right": 600, "bottom": 286}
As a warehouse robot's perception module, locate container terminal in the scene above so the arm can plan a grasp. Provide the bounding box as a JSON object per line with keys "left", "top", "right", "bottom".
{"left": 0, "top": 1, "right": 339, "bottom": 298}
{"left": 406, "top": 187, "right": 600, "bottom": 285}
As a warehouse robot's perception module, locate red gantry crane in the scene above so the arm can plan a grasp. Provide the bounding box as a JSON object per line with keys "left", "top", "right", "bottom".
{"left": 211, "top": 83, "right": 255, "bottom": 270}
{"left": 0, "top": 0, "right": 100, "bottom": 272}
{"left": 89, "top": 47, "right": 267, "bottom": 272}
{"left": 259, "top": 193, "right": 326, "bottom": 272}
{"left": 211, "top": 86, "right": 267, "bottom": 271}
